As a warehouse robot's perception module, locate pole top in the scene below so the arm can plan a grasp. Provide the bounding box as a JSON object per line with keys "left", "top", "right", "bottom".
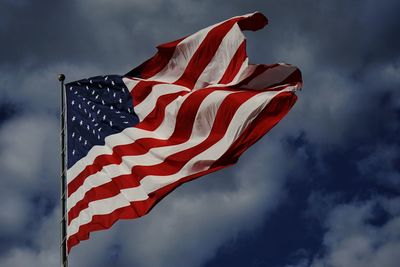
{"left": 58, "top": 74, "right": 65, "bottom": 82}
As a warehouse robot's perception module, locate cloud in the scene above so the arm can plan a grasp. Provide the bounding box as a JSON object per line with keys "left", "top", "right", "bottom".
{"left": 0, "top": 114, "right": 59, "bottom": 245}
{"left": 0, "top": 114, "right": 58, "bottom": 191}
{"left": 357, "top": 144, "right": 400, "bottom": 188}
{"left": 289, "top": 196, "right": 400, "bottom": 267}
{"left": 0, "top": 1, "right": 399, "bottom": 267}
{"left": 68, "top": 136, "right": 299, "bottom": 267}
{"left": 0, "top": 206, "right": 59, "bottom": 267}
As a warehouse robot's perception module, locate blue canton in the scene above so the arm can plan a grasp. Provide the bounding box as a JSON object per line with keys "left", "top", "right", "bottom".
{"left": 65, "top": 75, "right": 139, "bottom": 168}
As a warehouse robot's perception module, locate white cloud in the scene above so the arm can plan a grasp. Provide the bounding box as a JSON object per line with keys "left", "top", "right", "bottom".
{"left": 0, "top": 63, "right": 103, "bottom": 113}
{"left": 68, "top": 135, "right": 299, "bottom": 267}
{"left": 0, "top": 247, "right": 58, "bottom": 267}
{"left": 0, "top": 191, "right": 30, "bottom": 235}
{"left": 291, "top": 196, "right": 400, "bottom": 267}
{"left": 0, "top": 114, "right": 59, "bottom": 239}
{"left": 0, "top": 206, "right": 59, "bottom": 267}
{"left": 0, "top": 114, "right": 58, "bottom": 192}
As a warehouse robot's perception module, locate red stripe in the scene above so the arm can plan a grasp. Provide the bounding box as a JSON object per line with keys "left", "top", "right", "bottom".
{"left": 67, "top": 90, "right": 185, "bottom": 197}
{"left": 68, "top": 86, "right": 242, "bottom": 198}
{"left": 125, "top": 37, "right": 185, "bottom": 79}
{"left": 237, "top": 12, "right": 268, "bottom": 31}
{"left": 174, "top": 18, "right": 242, "bottom": 89}
{"left": 68, "top": 13, "right": 269, "bottom": 196}
{"left": 67, "top": 90, "right": 295, "bottom": 253}
{"left": 131, "top": 80, "right": 162, "bottom": 106}
{"left": 237, "top": 64, "right": 278, "bottom": 87}
{"left": 68, "top": 89, "right": 253, "bottom": 223}
{"left": 218, "top": 40, "right": 247, "bottom": 84}
{"left": 67, "top": 90, "right": 255, "bottom": 249}
{"left": 237, "top": 64, "right": 303, "bottom": 90}
{"left": 124, "top": 12, "right": 267, "bottom": 82}
{"left": 66, "top": 12, "right": 302, "bottom": 254}
{"left": 68, "top": 88, "right": 220, "bottom": 223}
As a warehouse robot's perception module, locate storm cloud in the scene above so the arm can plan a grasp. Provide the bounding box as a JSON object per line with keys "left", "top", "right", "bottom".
{"left": 0, "top": 0, "right": 399, "bottom": 267}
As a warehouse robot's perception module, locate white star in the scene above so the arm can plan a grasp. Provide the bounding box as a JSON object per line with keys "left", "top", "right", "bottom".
{"left": 122, "top": 88, "right": 125, "bottom": 93}
{"left": 86, "top": 86, "right": 89, "bottom": 90}
{"left": 84, "top": 140, "right": 88, "bottom": 146}
{"left": 69, "top": 87, "right": 73, "bottom": 91}
{"left": 86, "top": 125, "right": 90, "bottom": 130}
{"left": 98, "top": 127, "right": 102, "bottom": 132}
{"left": 90, "top": 80, "right": 93, "bottom": 84}
{"left": 72, "top": 132, "right": 75, "bottom": 138}
{"left": 113, "top": 92, "right": 116, "bottom": 98}
{"left": 102, "top": 115, "right": 106, "bottom": 120}
{"left": 110, "top": 106, "right": 114, "bottom": 110}
{"left": 102, "top": 100, "right": 105, "bottom": 105}
{"left": 92, "top": 90, "right": 95, "bottom": 95}
{"left": 71, "top": 100, "right": 75, "bottom": 105}
{"left": 72, "top": 149, "right": 76, "bottom": 155}
{"left": 74, "top": 91, "right": 78, "bottom": 95}
{"left": 94, "top": 123, "right": 99, "bottom": 127}
{"left": 95, "top": 95, "right": 99, "bottom": 100}
{"left": 105, "top": 76, "right": 108, "bottom": 81}
{"left": 120, "top": 115, "right": 125, "bottom": 118}
{"left": 91, "top": 118, "right": 95, "bottom": 122}
{"left": 110, "top": 121, "right": 113, "bottom": 127}
{"left": 92, "top": 129, "right": 95, "bottom": 134}
{"left": 84, "top": 108, "right": 87, "bottom": 114}
{"left": 119, "top": 98, "right": 122, "bottom": 103}
{"left": 92, "top": 105, "right": 95, "bottom": 110}
{"left": 77, "top": 82, "right": 81, "bottom": 86}
{"left": 79, "top": 120, "right": 83, "bottom": 126}
{"left": 107, "top": 88, "right": 110, "bottom": 93}
{"left": 97, "top": 110, "right": 101, "bottom": 115}
{"left": 78, "top": 136, "right": 82, "bottom": 141}
{"left": 123, "top": 121, "right": 129, "bottom": 124}
{"left": 97, "top": 135, "right": 101, "bottom": 140}
{"left": 111, "top": 81, "right": 115, "bottom": 86}
{"left": 98, "top": 84, "right": 102, "bottom": 88}
{"left": 72, "top": 116, "right": 76, "bottom": 121}
{"left": 78, "top": 104, "right": 82, "bottom": 109}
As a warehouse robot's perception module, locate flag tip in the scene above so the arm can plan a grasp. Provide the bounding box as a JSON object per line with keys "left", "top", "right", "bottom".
{"left": 58, "top": 74, "right": 65, "bottom": 82}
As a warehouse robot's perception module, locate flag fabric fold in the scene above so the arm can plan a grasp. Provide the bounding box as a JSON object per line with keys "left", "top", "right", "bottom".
{"left": 65, "top": 11, "right": 302, "bottom": 253}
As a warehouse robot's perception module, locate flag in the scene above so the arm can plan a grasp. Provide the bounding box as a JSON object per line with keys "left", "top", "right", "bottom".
{"left": 65, "top": 11, "right": 302, "bottom": 253}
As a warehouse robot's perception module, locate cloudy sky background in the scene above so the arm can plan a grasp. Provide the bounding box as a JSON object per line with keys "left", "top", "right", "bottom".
{"left": 0, "top": 0, "right": 399, "bottom": 266}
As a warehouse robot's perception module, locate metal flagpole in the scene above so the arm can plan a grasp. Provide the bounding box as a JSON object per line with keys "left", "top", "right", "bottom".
{"left": 58, "top": 74, "right": 68, "bottom": 267}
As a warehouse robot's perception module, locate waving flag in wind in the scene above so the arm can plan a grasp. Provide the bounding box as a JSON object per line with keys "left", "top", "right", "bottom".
{"left": 65, "top": 12, "right": 302, "bottom": 253}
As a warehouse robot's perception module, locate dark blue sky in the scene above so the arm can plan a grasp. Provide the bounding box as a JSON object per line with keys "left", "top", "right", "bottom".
{"left": 0, "top": 1, "right": 399, "bottom": 267}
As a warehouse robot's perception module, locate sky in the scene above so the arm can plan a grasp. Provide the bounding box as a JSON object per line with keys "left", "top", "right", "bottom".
{"left": 0, "top": 0, "right": 399, "bottom": 267}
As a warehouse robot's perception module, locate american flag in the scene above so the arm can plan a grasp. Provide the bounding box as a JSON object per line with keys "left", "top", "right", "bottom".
{"left": 65, "top": 12, "right": 302, "bottom": 253}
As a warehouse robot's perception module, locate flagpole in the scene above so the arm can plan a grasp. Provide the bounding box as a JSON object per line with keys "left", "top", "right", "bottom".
{"left": 58, "top": 74, "right": 68, "bottom": 267}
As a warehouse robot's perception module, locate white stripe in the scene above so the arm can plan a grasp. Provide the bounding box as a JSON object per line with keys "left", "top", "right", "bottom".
{"left": 67, "top": 86, "right": 190, "bottom": 183}
{"left": 122, "top": 77, "right": 140, "bottom": 92}
{"left": 148, "top": 14, "right": 253, "bottom": 83}
{"left": 67, "top": 90, "right": 237, "bottom": 212}
{"left": 67, "top": 61, "right": 257, "bottom": 183}
{"left": 67, "top": 85, "right": 297, "bottom": 238}
{"left": 149, "top": 24, "right": 215, "bottom": 83}
{"left": 230, "top": 60, "right": 255, "bottom": 85}
{"left": 133, "top": 83, "right": 190, "bottom": 121}
{"left": 193, "top": 24, "right": 245, "bottom": 90}
{"left": 66, "top": 13, "right": 258, "bottom": 183}
{"left": 67, "top": 23, "right": 253, "bottom": 183}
